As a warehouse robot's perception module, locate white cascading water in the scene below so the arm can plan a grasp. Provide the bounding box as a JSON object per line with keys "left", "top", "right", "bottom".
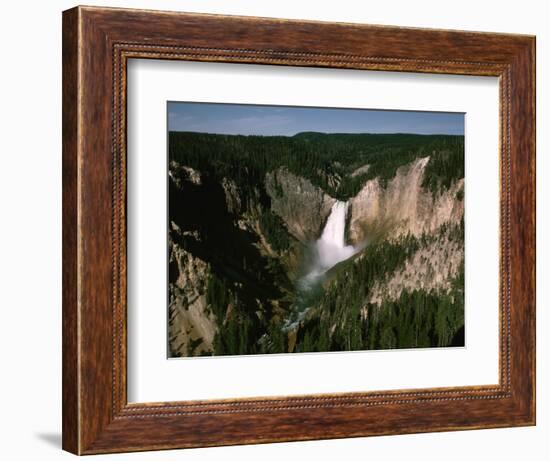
{"left": 316, "top": 201, "right": 356, "bottom": 270}
{"left": 299, "top": 200, "right": 358, "bottom": 289}
{"left": 284, "top": 200, "right": 358, "bottom": 330}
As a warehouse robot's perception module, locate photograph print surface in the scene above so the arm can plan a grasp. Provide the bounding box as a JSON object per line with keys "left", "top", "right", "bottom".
{"left": 167, "top": 102, "right": 465, "bottom": 358}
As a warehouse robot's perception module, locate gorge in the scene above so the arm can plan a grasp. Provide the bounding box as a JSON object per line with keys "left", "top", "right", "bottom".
{"left": 168, "top": 131, "right": 466, "bottom": 357}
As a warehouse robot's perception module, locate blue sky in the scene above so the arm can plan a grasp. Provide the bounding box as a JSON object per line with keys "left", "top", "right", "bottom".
{"left": 168, "top": 102, "right": 464, "bottom": 136}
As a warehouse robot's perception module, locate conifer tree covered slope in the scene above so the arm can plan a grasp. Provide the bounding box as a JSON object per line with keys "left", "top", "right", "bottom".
{"left": 167, "top": 131, "right": 465, "bottom": 357}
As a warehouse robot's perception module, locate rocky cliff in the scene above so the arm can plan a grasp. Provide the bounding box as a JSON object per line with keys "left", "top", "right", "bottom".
{"left": 168, "top": 222, "right": 217, "bottom": 357}
{"left": 265, "top": 167, "right": 335, "bottom": 242}
{"left": 348, "top": 157, "right": 464, "bottom": 243}
{"left": 368, "top": 224, "right": 464, "bottom": 306}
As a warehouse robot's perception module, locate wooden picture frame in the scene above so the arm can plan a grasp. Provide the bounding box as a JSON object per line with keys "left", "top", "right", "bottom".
{"left": 62, "top": 5, "right": 536, "bottom": 455}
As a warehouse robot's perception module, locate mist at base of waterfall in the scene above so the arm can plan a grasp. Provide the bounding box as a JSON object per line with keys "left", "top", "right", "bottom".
{"left": 297, "top": 241, "right": 357, "bottom": 290}
{"left": 302, "top": 201, "right": 359, "bottom": 285}
{"left": 283, "top": 200, "right": 361, "bottom": 330}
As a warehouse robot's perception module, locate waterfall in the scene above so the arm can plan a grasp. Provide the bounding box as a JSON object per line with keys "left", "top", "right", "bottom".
{"left": 316, "top": 201, "right": 356, "bottom": 270}
{"left": 284, "top": 200, "right": 358, "bottom": 330}
{"left": 298, "top": 200, "right": 358, "bottom": 290}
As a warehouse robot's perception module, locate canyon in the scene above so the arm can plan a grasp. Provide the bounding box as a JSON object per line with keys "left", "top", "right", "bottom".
{"left": 167, "top": 131, "right": 465, "bottom": 356}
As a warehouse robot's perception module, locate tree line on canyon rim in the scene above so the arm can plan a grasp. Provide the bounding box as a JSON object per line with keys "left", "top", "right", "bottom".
{"left": 168, "top": 131, "right": 465, "bottom": 357}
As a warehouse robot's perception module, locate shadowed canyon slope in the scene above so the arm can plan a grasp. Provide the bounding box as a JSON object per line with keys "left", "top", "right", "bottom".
{"left": 265, "top": 167, "right": 335, "bottom": 242}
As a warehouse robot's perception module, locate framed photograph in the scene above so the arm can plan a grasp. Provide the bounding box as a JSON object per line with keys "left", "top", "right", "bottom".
{"left": 62, "top": 6, "right": 535, "bottom": 455}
